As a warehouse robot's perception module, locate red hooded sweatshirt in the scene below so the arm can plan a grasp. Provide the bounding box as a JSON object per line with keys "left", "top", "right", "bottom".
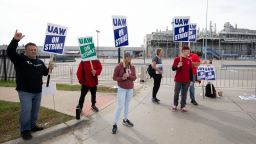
{"left": 113, "top": 62, "right": 136, "bottom": 89}
{"left": 77, "top": 60, "right": 102, "bottom": 87}
{"left": 172, "top": 56, "right": 193, "bottom": 83}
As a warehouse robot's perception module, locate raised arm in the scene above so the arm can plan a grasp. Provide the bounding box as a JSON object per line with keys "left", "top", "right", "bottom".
{"left": 7, "top": 30, "right": 25, "bottom": 64}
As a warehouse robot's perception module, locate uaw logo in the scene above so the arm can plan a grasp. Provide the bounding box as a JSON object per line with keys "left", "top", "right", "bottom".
{"left": 112, "top": 16, "right": 129, "bottom": 47}
{"left": 205, "top": 67, "right": 216, "bottom": 80}
{"left": 197, "top": 66, "right": 206, "bottom": 80}
{"left": 173, "top": 17, "right": 190, "bottom": 42}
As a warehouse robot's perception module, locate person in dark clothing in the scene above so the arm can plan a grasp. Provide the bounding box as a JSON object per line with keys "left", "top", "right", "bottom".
{"left": 172, "top": 46, "right": 193, "bottom": 112}
{"left": 7, "top": 30, "right": 53, "bottom": 140}
{"left": 76, "top": 60, "right": 102, "bottom": 119}
{"left": 151, "top": 48, "right": 163, "bottom": 104}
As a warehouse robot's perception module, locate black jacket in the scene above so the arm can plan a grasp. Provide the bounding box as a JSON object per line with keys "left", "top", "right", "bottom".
{"left": 7, "top": 39, "right": 48, "bottom": 93}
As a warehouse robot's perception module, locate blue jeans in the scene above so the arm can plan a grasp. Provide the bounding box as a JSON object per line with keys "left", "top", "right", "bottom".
{"left": 114, "top": 87, "right": 133, "bottom": 124}
{"left": 189, "top": 75, "right": 196, "bottom": 101}
{"left": 18, "top": 91, "right": 42, "bottom": 132}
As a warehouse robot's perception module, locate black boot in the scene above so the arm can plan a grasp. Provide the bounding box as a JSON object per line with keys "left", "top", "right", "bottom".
{"left": 21, "top": 131, "right": 32, "bottom": 140}
{"left": 76, "top": 106, "right": 81, "bottom": 120}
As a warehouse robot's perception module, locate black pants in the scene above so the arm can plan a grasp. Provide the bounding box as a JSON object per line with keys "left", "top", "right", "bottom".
{"left": 152, "top": 74, "right": 162, "bottom": 99}
{"left": 78, "top": 85, "right": 97, "bottom": 110}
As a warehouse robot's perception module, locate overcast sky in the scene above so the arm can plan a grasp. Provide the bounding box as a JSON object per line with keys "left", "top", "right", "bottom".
{"left": 0, "top": 0, "right": 255, "bottom": 47}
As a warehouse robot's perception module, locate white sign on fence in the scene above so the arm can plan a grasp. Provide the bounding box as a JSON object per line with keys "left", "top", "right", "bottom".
{"left": 197, "top": 66, "right": 216, "bottom": 80}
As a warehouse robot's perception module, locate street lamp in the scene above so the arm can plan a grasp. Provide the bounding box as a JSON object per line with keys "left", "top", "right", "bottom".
{"left": 205, "top": 0, "right": 209, "bottom": 60}
{"left": 96, "top": 30, "right": 100, "bottom": 55}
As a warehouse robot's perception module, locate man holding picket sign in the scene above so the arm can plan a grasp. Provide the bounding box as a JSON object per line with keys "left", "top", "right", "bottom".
{"left": 7, "top": 30, "right": 54, "bottom": 140}
{"left": 172, "top": 17, "right": 193, "bottom": 112}
{"left": 76, "top": 37, "right": 102, "bottom": 119}
{"left": 172, "top": 45, "right": 193, "bottom": 112}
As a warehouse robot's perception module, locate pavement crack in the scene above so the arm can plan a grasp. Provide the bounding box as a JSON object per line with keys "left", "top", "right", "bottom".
{"left": 228, "top": 96, "right": 256, "bottom": 123}
{"left": 72, "top": 130, "right": 84, "bottom": 144}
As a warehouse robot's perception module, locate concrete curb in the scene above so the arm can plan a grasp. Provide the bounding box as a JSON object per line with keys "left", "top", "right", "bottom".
{"left": 3, "top": 117, "right": 89, "bottom": 144}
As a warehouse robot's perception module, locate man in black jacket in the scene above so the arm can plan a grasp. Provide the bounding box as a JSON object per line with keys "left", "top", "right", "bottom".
{"left": 7, "top": 30, "right": 53, "bottom": 140}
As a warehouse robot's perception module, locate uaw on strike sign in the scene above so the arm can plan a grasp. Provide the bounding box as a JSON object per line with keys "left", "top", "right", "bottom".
{"left": 78, "top": 37, "right": 97, "bottom": 61}
{"left": 112, "top": 15, "right": 128, "bottom": 47}
{"left": 43, "top": 23, "right": 68, "bottom": 54}
{"left": 189, "top": 23, "right": 197, "bottom": 42}
{"left": 197, "top": 66, "right": 216, "bottom": 80}
{"left": 173, "top": 17, "right": 190, "bottom": 42}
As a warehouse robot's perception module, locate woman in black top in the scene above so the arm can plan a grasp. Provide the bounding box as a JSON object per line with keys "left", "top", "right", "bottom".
{"left": 151, "top": 48, "right": 163, "bottom": 104}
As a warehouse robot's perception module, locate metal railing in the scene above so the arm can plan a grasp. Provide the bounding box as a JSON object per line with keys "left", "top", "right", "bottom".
{"left": 49, "top": 63, "right": 256, "bottom": 89}
{"left": 49, "top": 64, "right": 143, "bottom": 84}
{"left": 160, "top": 67, "right": 256, "bottom": 88}
{"left": 1, "top": 53, "right": 255, "bottom": 89}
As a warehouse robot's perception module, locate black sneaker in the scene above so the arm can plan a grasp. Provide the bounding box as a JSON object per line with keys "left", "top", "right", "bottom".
{"left": 76, "top": 106, "right": 81, "bottom": 120}
{"left": 31, "top": 125, "right": 44, "bottom": 132}
{"left": 112, "top": 124, "right": 117, "bottom": 134}
{"left": 21, "top": 131, "right": 32, "bottom": 140}
{"left": 123, "top": 119, "right": 134, "bottom": 127}
{"left": 191, "top": 100, "right": 198, "bottom": 106}
{"left": 152, "top": 98, "right": 159, "bottom": 104}
{"left": 155, "top": 98, "right": 160, "bottom": 102}
{"left": 91, "top": 105, "right": 99, "bottom": 112}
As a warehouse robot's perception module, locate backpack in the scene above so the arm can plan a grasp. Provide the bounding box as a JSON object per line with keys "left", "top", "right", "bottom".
{"left": 147, "top": 64, "right": 155, "bottom": 78}
{"left": 205, "top": 82, "right": 216, "bottom": 98}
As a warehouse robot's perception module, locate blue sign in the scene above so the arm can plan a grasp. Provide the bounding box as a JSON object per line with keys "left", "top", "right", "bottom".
{"left": 173, "top": 17, "right": 190, "bottom": 42}
{"left": 43, "top": 23, "right": 68, "bottom": 54}
{"left": 197, "top": 66, "right": 206, "bottom": 80}
{"left": 112, "top": 16, "right": 128, "bottom": 47}
{"left": 189, "top": 23, "right": 197, "bottom": 42}
{"left": 205, "top": 66, "right": 216, "bottom": 80}
{"left": 197, "top": 66, "right": 216, "bottom": 80}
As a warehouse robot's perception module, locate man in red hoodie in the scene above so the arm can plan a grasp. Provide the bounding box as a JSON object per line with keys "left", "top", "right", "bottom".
{"left": 76, "top": 60, "right": 102, "bottom": 119}
{"left": 172, "top": 46, "right": 193, "bottom": 112}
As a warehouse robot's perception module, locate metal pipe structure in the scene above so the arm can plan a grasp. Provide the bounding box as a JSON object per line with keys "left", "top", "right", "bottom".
{"left": 205, "top": 0, "right": 209, "bottom": 60}
{"left": 96, "top": 30, "right": 100, "bottom": 54}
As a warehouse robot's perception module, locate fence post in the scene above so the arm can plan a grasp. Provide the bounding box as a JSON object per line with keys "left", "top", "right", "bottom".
{"left": 202, "top": 84, "right": 205, "bottom": 99}
{"left": 70, "top": 66, "right": 73, "bottom": 85}
{"left": 3, "top": 50, "right": 7, "bottom": 81}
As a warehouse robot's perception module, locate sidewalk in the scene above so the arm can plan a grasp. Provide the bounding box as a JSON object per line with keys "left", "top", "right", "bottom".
{"left": 0, "top": 83, "right": 142, "bottom": 144}
{"left": 40, "top": 84, "right": 256, "bottom": 144}
{"left": 0, "top": 87, "right": 114, "bottom": 117}
{"left": 1, "top": 84, "right": 256, "bottom": 144}
{"left": 0, "top": 83, "right": 142, "bottom": 117}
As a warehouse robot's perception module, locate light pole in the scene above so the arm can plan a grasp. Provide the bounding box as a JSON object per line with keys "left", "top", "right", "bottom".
{"left": 205, "top": 0, "right": 209, "bottom": 60}
{"left": 96, "top": 30, "right": 100, "bottom": 56}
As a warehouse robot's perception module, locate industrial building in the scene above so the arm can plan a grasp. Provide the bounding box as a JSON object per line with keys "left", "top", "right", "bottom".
{"left": 144, "top": 22, "right": 256, "bottom": 59}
